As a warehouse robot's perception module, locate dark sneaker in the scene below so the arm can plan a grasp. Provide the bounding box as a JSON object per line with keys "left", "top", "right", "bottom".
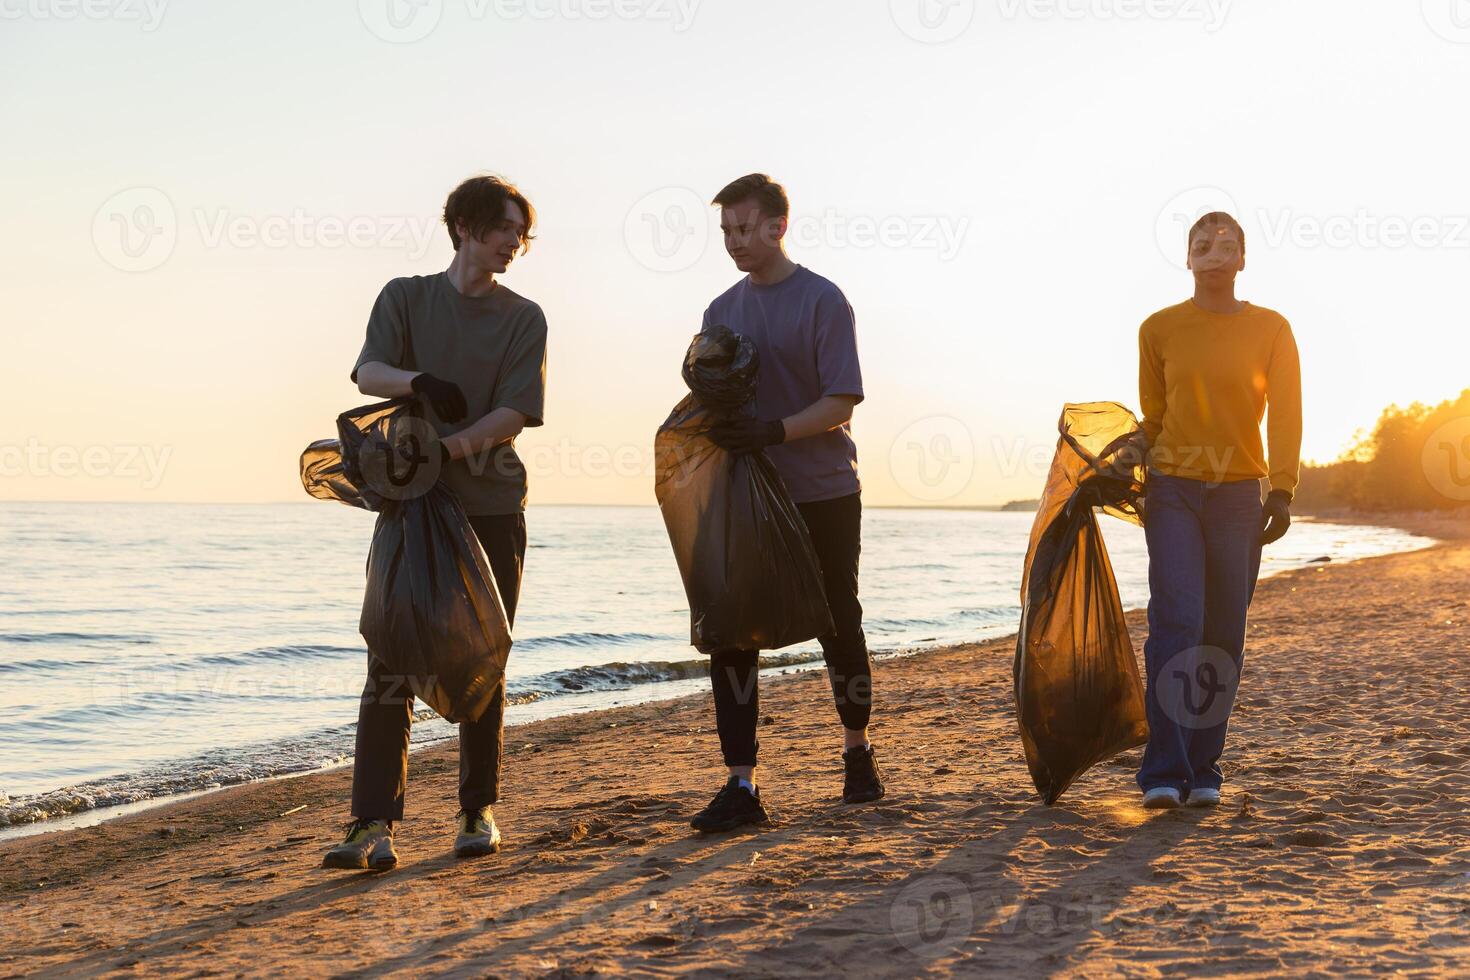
{"left": 322, "top": 819, "right": 397, "bottom": 871}
{"left": 454, "top": 806, "right": 502, "bottom": 858}
{"left": 690, "top": 777, "right": 769, "bottom": 833}
{"left": 842, "top": 745, "right": 886, "bottom": 804}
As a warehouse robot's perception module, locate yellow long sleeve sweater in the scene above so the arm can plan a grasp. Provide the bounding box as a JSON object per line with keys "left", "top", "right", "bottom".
{"left": 1139, "top": 299, "right": 1303, "bottom": 498}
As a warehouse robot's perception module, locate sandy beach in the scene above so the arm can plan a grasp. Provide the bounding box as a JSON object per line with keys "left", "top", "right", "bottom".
{"left": 3, "top": 515, "right": 1467, "bottom": 978}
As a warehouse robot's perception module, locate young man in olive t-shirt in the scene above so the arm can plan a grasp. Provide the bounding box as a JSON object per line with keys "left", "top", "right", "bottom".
{"left": 323, "top": 175, "right": 548, "bottom": 872}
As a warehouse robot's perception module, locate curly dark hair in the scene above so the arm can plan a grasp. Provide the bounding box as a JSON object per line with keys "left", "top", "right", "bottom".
{"left": 443, "top": 175, "right": 537, "bottom": 252}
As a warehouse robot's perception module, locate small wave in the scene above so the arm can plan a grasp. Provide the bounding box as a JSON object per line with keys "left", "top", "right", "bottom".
{"left": 0, "top": 725, "right": 367, "bottom": 828}
{"left": 507, "top": 648, "right": 825, "bottom": 699}
{"left": 0, "top": 631, "right": 154, "bottom": 645}
{"left": 866, "top": 614, "right": 956, "bottom": 630}
{"left": 0, "top": 656, "right": 110, "bottom": 675}
{"left": 196, "top": 644, "right": 362, "bottom": 668}
{"left": 512, "top": 630, "right": 670, "bottom": 653}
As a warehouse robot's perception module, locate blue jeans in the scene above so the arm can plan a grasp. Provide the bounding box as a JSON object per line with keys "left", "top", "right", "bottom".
{"left": 1138, "top": 472, "right": 1263, "bottom": 796}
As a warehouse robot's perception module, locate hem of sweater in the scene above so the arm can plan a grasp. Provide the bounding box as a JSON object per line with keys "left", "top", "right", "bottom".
{"left": 1148, "top": 463, "right": 1267, "bottom": 486}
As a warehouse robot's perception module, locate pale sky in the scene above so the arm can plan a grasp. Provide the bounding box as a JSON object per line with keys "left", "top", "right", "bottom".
{"left": 4, "top": 0, "right": 1469, "bottom": 507}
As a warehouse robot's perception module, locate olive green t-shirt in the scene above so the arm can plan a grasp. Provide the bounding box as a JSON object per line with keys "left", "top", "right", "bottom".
{"left": 350, "top": 273, "right": 548, "bottom": 515}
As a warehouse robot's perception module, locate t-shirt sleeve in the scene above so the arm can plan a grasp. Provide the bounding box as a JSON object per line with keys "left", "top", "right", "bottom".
{"left": 814, "top": 287, "right": 864, "bottom": 403}
{"left": 351, "top": 281, "right": 409, "bottom": 383}
{"left": 493, "top": 306, "right": 549, "bottom": 427}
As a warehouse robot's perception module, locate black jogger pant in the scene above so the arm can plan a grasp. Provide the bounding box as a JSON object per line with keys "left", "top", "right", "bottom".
{"left": 350, "top": 513, "right": 526, "bottom": 822}
{"left": 709, "top": 492, "right": 870, "bottom": 768}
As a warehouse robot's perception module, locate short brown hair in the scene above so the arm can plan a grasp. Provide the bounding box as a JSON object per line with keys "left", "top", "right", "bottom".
{"left": 712, "top": 173, "right": 790, "bottom": 219}
{"left": 1189, "top": 211, "right": 1245, "bottom": 253}
{"left": 443, "top": 175, "right": 537, "bottom": 252}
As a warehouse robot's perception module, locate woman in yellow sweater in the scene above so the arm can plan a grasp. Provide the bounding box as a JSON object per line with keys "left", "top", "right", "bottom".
{"left": 1136, "top": 211, "right": 1302, "bottom": 810}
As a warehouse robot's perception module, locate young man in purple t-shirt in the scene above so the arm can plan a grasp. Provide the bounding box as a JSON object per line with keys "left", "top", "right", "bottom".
{"left": 689, "top": 174, "right": 884, "bottom": 833}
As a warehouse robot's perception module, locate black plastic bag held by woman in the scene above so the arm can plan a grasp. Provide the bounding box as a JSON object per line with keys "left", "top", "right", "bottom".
{"left": 300, "top": 398, "right": 511, "bottom": 724}
{"left": 1016, "top": 402, "right": 1150, "bottom": 804}
{"left": 654, "top": 325, "right": 833, "bottom": 654}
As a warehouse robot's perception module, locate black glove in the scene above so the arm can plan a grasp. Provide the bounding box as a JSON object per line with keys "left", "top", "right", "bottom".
{"left": 410, "top": 372, "right": 467, "bottom": 424}
{"left": 1260, "top": 489, "right": 1292, "bottom": 545}
{"left": 706, "top": 418, "right": 785, "bottom": 456}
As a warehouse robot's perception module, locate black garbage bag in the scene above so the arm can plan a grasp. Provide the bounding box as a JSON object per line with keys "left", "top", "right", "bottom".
{"left": 654, "top": 325, "right": 833, "bottom": 654}
{"left": 301, "top": 398, "right": 512, "bottom": 724}
{"left": 1015, "top": 401, "right": 1150, "bottom": 804}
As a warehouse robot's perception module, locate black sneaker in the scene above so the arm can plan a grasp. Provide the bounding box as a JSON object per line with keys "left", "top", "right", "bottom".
{"left": 690, "top": 776, "right": 769, "bottom": 832}
{"left": 843, "top": 745, "right": 886, "bottom": 804}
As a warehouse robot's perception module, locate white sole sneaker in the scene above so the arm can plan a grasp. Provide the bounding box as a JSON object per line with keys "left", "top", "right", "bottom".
{"left": 1142, "top": 787, "right": 1183, "bottom": 810}
{"left": 1186, "top": 789, "right": 1222, "bottom": 808}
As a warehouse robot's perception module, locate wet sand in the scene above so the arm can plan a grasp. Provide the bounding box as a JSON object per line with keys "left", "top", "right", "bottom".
{"left": 3, "top": 514, "right": 1468, "bottom": 977}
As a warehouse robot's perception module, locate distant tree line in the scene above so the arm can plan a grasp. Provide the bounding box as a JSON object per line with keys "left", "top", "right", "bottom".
{"left": 1295, "top": 390, "right": 1470, "bottom": 513}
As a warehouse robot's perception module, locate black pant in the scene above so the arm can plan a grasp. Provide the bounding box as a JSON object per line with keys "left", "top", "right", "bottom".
{"left": 709, "top": 492, "right": 870, "bottom": 768}
{"left": 351, "top": 513, "right": 526, "bottom": 821}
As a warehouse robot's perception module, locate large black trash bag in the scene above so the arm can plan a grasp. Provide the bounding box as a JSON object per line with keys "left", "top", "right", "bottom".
{"left": 300, "top": 398, "right": 512, "bottom": 724}
{"left": 654, "top": 325, "right": 833, "bottom": 654}
{"left": 1015, "top": 402, "right": 1150, "bottom": 804}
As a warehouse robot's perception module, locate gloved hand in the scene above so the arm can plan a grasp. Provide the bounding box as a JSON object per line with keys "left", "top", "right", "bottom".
{"left": 706, "top": 418, "right": 785, "bottom": 456}
{"left": 1260, "top": 489, "right": 1292, "bottom": 545}
{"left": 411, "top": 372, "right": 467, "bottom": 424}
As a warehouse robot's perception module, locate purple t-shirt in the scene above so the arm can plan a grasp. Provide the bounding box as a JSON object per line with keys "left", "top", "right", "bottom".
{"left": 702, "top": 266, "right": 864, "bottom": 503}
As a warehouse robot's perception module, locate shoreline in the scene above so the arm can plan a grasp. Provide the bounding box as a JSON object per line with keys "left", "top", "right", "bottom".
{"left": 0, "top": 512, "right": 1446, "bottom": 839}
{"left": 3, "top": 512, "right": 1467, "bottom": 975}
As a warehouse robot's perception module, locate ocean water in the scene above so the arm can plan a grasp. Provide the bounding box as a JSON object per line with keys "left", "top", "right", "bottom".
{"left": 0, "top": 502, "right": 1432, "bottom": 831}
